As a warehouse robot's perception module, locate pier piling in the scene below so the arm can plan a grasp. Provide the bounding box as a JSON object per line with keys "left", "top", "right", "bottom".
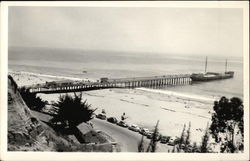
{"left": 28, "top": 74, "right": 192, "bottom": 94}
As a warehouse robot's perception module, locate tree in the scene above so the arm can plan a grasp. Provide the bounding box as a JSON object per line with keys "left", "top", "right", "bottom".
{"left": 172, "top": 145, "right": 176, "bottom": 153}
{"left": 146, "top": 120, "right": 159, "bottom": 152}
{"left": 185, "top": 122, "right": 191, "bottom": 150}
{"left": 210, "top": 96, "right": 243, "bottom": 153}
{"left": 138, "top": 120, "right": 160, "bottom": 152}
{"left": 138, "top": 135, "right": 145, "bottom": 152}
{"left": 179, "top": 123, "right": 186, "bottom": 147}
{"left": 200, "top": 123, "right": 210, "bottom": 153}
{"left": 51, "top": 92, "right": 96, "bottom": 129}
{"left": 19, "top": 87, "right": 46, "bottom": 111}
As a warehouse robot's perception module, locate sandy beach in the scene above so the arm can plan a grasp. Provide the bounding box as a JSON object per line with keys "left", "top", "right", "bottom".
{"left": 10, "top": 71, "right": 215, "bottom": 145}
{"left": 9, "top": 70, "right": 96, "bottom": 86}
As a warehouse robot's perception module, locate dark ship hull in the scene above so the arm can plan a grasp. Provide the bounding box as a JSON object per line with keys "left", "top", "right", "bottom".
{"left": 190, "top": 71, "right": 234, "bottom": 81}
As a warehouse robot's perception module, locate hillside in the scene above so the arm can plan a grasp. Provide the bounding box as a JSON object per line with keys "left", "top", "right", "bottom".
{"left": 7, "top": 75, "right": 114, "bottom": 152}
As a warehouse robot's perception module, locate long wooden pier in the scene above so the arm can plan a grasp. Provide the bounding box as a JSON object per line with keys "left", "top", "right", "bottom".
{"left": 27, "top": 74, "right": 191, "bottom": 94}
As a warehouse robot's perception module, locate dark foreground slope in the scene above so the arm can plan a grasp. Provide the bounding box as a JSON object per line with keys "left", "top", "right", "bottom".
{"left": 8, "top": 75, "right": 114, "bottom": 152}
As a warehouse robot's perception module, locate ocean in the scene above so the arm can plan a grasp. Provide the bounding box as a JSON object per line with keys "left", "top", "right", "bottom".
{"left": 8, "top": 47, "right": 243, "bottom": 99}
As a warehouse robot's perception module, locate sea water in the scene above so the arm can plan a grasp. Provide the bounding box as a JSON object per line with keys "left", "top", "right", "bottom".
{"left": 8, "top": 47, "right": 243, "bottom": 99}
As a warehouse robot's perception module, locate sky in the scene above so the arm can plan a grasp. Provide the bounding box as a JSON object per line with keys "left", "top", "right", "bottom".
{"left": 9, "top": 7, "right": 243, "bottom": 57}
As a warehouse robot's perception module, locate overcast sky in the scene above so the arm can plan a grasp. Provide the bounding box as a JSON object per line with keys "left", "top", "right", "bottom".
{"left": 9, "top": 7, "right": 243, "bottom": 57}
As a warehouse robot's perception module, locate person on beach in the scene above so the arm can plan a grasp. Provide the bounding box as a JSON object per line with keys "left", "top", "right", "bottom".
{"left": 121, "top": 112, "right": 128, "bottom": 121}
{"left": 101, "top": 109, "right": 106, "bottom": 115}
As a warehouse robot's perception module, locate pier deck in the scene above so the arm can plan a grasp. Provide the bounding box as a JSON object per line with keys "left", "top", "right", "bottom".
{"left": 27, "top": 74, "right": 192, "bottom": 94}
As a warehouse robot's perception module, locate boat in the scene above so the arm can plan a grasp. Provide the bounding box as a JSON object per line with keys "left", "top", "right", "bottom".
{"left": 190, "top": 57, "right": 234, "bottom": 82}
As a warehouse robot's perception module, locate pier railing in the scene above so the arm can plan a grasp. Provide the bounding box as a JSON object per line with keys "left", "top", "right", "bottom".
{"left": 27, "top": 74, "right": 192, "bottom": 94}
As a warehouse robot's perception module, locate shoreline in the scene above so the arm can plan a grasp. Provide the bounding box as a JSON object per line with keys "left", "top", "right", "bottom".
{"left": 9, "top": 70, "right": 95, "bottom": 86}
{"left": 137, "top": 87, "right": 216, "bottom": 104}
{"left": 9, "top": 70, "right": 86, "bottom": 81}
{"left": 9, "top": 70, "right": 214, "bottom": 143}
{"left": 9, "top": 70, "right": 216, "bottom": 103}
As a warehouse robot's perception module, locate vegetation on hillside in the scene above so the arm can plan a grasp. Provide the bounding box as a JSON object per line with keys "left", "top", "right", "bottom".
{"left": 174, "top": 96, "right": 244, "bottom": 153}
{"left": 179, "top": 123, "right": 186, "bottom": 148}
{"left": 138, "top": 120, "right": 160, "bottom": 152}
{"left": 50, "top": 92, "right": 96, "bottom": 130}
{"left": 146, "top": 120, "right": 160, "bottom": 152}
{"left": 174, "top": 122, "right": 194, "bottom": 153}
{"left": 138, "top": 135, "right": 145, "bottom": 152}
{"left": 200, "top": 123, "right": 210, "bottom": 153}
{"left": 19, "top": 87, "right": 47, "bottom": 111}
{"left": 210, "top": 96, "right": 244, "bottom": 153}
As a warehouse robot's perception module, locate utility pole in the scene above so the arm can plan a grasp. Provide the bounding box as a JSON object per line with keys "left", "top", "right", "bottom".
{"left": 225, "top": 59, "right": 228, "bottom": 72}
{"left": 205, "top": 56, "right": 208, "bottom": 73}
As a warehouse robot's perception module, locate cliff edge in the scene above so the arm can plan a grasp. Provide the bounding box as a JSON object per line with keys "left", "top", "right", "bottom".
{"left": 8, "top": 75, "right": 55, "bottom": 151}
{"left": 8, "top": 75, "right": 115, "bottom": 152}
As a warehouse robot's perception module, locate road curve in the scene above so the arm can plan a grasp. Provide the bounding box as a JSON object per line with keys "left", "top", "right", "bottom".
{"left": 31, "top": 110, "right": 146, "bottom": 152}
{"left": 31, "top": 110, "right": 171, "bottom": 152}
{"left": 91, "top": 118, "right": 145, "bottom": 152}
